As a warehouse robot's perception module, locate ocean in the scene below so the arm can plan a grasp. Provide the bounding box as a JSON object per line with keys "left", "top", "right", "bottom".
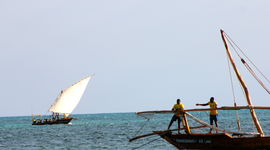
{"left": 1, "top": 110, "right": 270, "bottom": 150}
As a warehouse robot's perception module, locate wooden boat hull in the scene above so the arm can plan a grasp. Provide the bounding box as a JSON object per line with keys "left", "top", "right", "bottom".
{"left": 156, "top": 131, "right": 270, "bottom": 150}
{"left": 32, "top": 118, "right": 73, "bottom": 125}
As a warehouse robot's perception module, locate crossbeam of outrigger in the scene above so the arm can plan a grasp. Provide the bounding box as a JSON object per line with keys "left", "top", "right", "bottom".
{"left": 136, "top": 106, "right": 270, "bottom": 114}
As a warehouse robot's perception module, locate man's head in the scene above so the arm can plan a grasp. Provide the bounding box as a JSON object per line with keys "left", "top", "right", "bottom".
{"left": 210, "top": 97, "right": 214, "bottom": 102}
{"left": 177, "top": 99, "right": 181, "bottom": 104}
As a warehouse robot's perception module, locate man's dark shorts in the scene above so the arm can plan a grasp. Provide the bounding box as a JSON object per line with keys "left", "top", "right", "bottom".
{"left": 210, "top": 115, "right": 218, "bottom": 125}
{"left": 172, "top": 115, "right": 182, "bottom": 122}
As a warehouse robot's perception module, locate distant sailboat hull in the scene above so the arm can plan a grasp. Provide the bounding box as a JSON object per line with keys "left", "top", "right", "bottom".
{"left": 157, "top": 131, "right": 270, "bottom": 150}
{"left": 32, "top": 118, "right": 73, "bottom": 125}
{"left": 32, "top": 76, "right": 92, "bottom": 125}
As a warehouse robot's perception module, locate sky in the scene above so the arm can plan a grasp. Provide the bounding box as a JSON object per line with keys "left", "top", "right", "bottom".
{"left": 0, "top": 0, "right": 270, "bottom": 117}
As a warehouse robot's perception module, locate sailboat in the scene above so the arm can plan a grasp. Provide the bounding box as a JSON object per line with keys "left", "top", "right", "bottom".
{"left": 32, "top": 76, "right": 92, "bottom": 125}
{"left": 129, "top": 30, "right": 270, "bottom": 149}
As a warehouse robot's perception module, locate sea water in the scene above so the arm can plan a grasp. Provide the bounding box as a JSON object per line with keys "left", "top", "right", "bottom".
{"left": 1, "top": 110, "right": 270, "bottom": 150}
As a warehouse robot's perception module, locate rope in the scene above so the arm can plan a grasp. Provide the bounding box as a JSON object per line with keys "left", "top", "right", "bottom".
{"left": 128, "top": 114, "right": 151, "bottom": 140}
{"left": 223, "top": 32, "right": 270, "bottom": 94}
{"left": 223, "top": 33, "right": 252, "bottom": 103}
{"left": 131, "top": 131, "right": 174, "bottom": 150}
{"left": 242, "top": 60, "right": 270, "bottom": 94}
{"left": 226, "top": 54, "right": 241, "bottom": 131}
{"left": 132, "top": 137, "right": 162, "bottom": 150}
{"left": 131, "top": 118, "right": 150, "bottom": 139}
{"left": 224, "top": 32, "right": 270, "bottom": 84}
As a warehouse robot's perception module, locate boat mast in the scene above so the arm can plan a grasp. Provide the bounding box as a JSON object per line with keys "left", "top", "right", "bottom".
{"left": 220, "top": 30, "right": 264, "bottom": 136}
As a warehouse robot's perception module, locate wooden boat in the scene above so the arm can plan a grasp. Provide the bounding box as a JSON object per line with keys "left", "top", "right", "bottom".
{"left": 129, "top": 30, "right": 270, "bottom": 149}
{"left": 32, "top": 76, "right": 92, "bottom": 125}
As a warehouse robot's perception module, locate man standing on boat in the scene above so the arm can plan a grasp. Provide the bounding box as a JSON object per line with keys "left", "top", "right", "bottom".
{"left": 196, "top": 97, "right": 218, "bottom": 133}
{"left": 168, "top": 99, "right": 184, "bottom": 133}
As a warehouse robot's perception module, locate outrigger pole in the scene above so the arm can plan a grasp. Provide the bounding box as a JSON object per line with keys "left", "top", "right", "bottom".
{"left": 136, "top": 106, "right": 270, "bottom": 114}
{"left": 220, "top": 29, "right": 264, "bottom": 136}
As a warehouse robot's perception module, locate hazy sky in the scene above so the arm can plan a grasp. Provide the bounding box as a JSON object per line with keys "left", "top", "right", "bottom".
{"left": 0, "top": 0, "right": 270, "bottom": 117}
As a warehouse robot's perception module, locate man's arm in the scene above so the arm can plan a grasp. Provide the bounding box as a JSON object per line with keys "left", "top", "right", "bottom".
{"left": 172, "top": 105, "right": 175, "bottom": 111}
{"left": 196, "top": 103, "right": 208, "bottom": 106}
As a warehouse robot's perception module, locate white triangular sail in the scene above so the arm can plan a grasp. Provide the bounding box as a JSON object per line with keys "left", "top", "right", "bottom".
{"left": 48, "top": 76, "right": 92, "bottom": 115}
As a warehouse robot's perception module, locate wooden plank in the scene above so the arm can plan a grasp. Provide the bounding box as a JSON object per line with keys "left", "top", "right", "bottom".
{"left": 182, "top": 114, "right": 191, "bottom": 134}
{"left": 136, "top": 106, "right": 270, "bottom": 114}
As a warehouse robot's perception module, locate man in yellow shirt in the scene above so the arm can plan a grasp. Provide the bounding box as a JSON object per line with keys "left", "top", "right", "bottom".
{"left": 196, "top": 97, "right": 218, "bottom": 133}
{"left": 168, "top": 99, "right": 184, "bottom": 133}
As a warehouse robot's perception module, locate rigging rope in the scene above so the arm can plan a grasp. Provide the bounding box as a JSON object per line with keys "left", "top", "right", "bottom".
{"left": 223, "top": 32, "right": 270, "bottom": 94}
{"left": 132, "top": 137, "right": 162, "bottom": 150}
{"left": 226, "top": 54, "right": 241, "bottom": 131}
{"left": 241, "top": 59, "right": 270, "bottom": 94}
{"left": 128, "top": 114, "right": 153, "bottom": 140}
{"left": 223, "top": 34, "right": 255, "bottom": 100}
{"left": 224, "top": 32, "right": 270, "bottom": 84}
{"left": 131, "top": 114, "right": 162, "bottom": 150}
{"left": 131, "top": 118, "right": 150, "bottom": 139}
